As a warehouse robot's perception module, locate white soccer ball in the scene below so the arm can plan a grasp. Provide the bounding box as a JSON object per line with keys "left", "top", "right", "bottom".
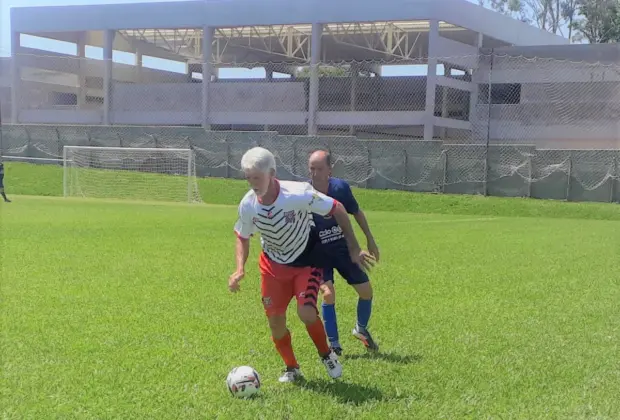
{"left": 226, "top": 366, "right": 261, "bottom": 398}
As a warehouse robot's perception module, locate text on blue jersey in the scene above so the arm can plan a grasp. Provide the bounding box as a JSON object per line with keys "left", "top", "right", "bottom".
{"left": 311, "top": 178, "right": 359, "bottom": 248}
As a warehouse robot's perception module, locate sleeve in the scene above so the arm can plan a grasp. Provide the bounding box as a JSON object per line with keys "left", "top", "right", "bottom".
{"left": 233, "top": 202, "right": 257, "bottom": 239}
{"left": 340, "top": 181, "right": 360, "bottom": 214}
{"left": 302, "top": 183, "right": 338, "bottom": 217}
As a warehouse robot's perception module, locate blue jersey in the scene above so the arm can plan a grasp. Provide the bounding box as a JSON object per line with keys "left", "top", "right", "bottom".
{"left": 311, "top": 178, "right": 359, "bottom": 251}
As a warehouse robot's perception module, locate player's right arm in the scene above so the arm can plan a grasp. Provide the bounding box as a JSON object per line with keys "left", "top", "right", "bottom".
{"left": 229, "top": 201, "right": 256, "bottom": 292}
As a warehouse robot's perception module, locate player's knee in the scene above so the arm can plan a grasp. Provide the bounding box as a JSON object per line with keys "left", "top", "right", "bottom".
{"left": 355, "top": 282, "right": 373, "bottom": 300}
{"left": 267, "top": 314, "right": 287, "bottom": 339}
{"left": 320, "top": 282, "right": 335, "bottom": 305}
{"left": 297, "top": 304, "right": 318, "bottom": 325}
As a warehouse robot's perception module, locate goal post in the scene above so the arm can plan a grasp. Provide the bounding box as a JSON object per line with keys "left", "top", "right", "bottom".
{"left": 62, "top": 145, "right": 202, "bottom": 203}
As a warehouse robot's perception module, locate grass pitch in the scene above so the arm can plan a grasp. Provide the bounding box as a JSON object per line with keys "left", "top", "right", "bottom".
{"left": 1, "top": 163, "right": 620, "bottom": 419}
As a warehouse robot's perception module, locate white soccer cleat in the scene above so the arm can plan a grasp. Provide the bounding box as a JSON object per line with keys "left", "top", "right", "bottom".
{"left": 278, "top": 367, "right": 303, "bottom": 383}
{"left": 321, "top": 350, "right": 343, "bottom": 379}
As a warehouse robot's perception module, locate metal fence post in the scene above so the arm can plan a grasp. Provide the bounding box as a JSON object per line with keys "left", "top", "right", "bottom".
{"left": 25, "top": 125, "right": 32, "bottom": 158}
{"left": 565, "top": 152, "right": 572, "bottom": 201}
{"left": 483, "top": 146, "right": 489, "bottom": 196}
{"left": 55, "top": 127, "right": 62, "bottom": 166}
{"left": 528, "top": 153, "right": 533, "bottom": 198}
{"left": 403, "top": 146, "right": 409, "bottom": 191}
{"left": 226, "top": 141, "right": 231, "bottom": 179}
{"left": 366, "top": 143, "right": 372, "bottom": 189}
{"left": 441, "top": 150, "right": 447, "bottom": 194}
{"left": 611, "top": 155, "right": 618, "bottom": 203}
{"left": 292, "top": 138, "right": 298, "bottom": 180}
{"left": 484, "top": 49, "right": 493, "bottom": 197}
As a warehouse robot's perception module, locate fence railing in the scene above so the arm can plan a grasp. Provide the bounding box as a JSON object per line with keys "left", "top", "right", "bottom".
{"left": 1, "top": 125, "right": 618, "bottom": 203}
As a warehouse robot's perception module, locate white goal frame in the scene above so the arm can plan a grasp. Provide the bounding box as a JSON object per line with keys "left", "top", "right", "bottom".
{"left": 62, "top": 145, "right": 200, "bottom": 203}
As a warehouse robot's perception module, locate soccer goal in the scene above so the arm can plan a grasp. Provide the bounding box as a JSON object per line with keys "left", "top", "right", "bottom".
{"left": 63, "top": 146, "right": 202, "bottom": 203}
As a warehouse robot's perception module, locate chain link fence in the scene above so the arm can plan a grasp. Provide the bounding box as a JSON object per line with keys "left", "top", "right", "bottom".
{"left": 0, "top": 52, "right": 619, "bottom": 203}
{"left": 1, "top": 124, "right": 618, "bottom": 203}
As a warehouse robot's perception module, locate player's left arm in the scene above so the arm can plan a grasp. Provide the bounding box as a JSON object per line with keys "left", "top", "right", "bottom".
{"left": 342, "top": 182, "right": 380, "bottom": 262}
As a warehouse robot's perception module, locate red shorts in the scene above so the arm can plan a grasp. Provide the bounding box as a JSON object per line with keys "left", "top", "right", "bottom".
{"left": 259, "top": 252, "right": 322, "bottom": 317}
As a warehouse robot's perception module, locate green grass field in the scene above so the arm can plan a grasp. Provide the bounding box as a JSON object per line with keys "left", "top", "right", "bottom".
{"left": 2, "top": 162, "right": 620, "bottom": 419}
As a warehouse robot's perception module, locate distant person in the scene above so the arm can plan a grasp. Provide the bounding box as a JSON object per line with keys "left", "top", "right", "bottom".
{"left": 0, "top": 160, "right": 11, "bottom": 203}
{"left": 308, "top": 150, "right": 379, "bottom": 355}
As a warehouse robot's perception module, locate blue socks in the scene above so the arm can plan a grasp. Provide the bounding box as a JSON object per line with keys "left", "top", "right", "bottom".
{"left": 357, "top": 298, "right": 373, "bottom": 331}
{"left": 323, "top": 298, "right": 373, "bottom": 347}
{"left": 321, "top": 303, "right": 340, "bottom": 348}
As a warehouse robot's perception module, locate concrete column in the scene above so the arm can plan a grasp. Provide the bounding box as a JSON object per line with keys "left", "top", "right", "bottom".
{"left": 135, "top": 48, "right": 143, "bottom": 83}
{"left": 10, "top": 31, "right": 20, "bottom": 124}
{"left": 440, "top": 65, "right": 451, "bottom": 139}
{"left": 103, "top": 30, "right": 114, "bottom": 125}
{"left": 349, "top": 63, "right": 358, "bottom": 135}
{"left": 308, "top": 23, "right": 323, "bottom": 136}
{"left": 424, "top": 20, "right": 439, "bottom": 141}
{"left": 469, "top": 32, "right": 484, "bottom": 130}
{"left": 202, "top": 26, "right": 214, "bottom": 130}
{"left": 77, "top": 32, "right": 87, "bottom": 109}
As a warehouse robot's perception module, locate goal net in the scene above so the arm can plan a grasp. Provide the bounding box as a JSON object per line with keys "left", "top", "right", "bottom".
{"left": 63, "top": 146, "right": 202, "bottom": 203}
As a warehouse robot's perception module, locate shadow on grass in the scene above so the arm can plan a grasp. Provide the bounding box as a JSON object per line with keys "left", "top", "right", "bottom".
{"left": 345, "top": 351, "right": 423, "bottom": 365}
{"left": 294, "top": 377, "right": 387, "bottom": 405}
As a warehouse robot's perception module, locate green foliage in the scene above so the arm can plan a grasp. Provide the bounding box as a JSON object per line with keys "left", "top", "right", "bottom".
{"left": 572, "top": 0, "right": 620, "bottom": 43}
{"left": 477, "top": 0, "right": 620, "bottom": 43}
{"left": 295, "top": 66, "right": 349, "bottom": 78}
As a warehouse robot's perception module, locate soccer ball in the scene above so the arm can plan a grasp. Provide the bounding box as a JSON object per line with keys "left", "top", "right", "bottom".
{"left": 226, "top": 366, "right": 261, "bottom": 398}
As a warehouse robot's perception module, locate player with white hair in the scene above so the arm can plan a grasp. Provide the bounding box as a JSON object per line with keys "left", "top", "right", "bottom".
{"left": 229, "top": 146, "right": 370, "bottom": 383}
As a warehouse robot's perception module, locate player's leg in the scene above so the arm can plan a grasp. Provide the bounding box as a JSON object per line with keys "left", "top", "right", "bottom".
{"left": 319, "top": 266, "right": 342, "bottom": 355}
{"left": 295, "top": 267, "right": 342, "bottom": 379}
{"left": 0, "top": 176, "right": 9, "bottom": 203}
{"left": 260, "top": 256, "right": 301, "bottom": 382}
{"left": 337, "top": 261, "right": 379, "bottom": 352}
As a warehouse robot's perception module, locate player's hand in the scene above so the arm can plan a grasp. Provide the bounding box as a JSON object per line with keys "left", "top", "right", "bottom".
{"left": 350, "top": 248, "right": 375, "bottom": 272}
{"left": 228, "top": 270, "right": 244, "bottom": 293}
{"left": 367, "top": 239, "right": 380, "bottom": 263}
{"left": 359, "top": 250, "right": 376, "bottom": 271}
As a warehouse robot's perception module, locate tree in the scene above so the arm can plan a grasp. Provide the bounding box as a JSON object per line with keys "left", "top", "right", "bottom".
{"left": 478, "top": 0, "right": 578, "bottom": 38}
{"left": 295, "top": 66, "right": 348, "bottom": 78}
{"left": 571, "top": 0, "right": 620, "bottom": 43}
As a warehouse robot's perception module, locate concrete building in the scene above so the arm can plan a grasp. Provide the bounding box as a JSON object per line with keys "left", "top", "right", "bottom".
{"left": 6, "top": 0, "right": 586, "bottom": 145}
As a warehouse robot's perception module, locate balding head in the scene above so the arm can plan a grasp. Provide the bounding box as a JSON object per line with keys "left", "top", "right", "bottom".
{"left": 309, "top": 150, "right": 331, "bottom": 167}
{"left": 308, "top": 149, "right": 332, "bottom": 187}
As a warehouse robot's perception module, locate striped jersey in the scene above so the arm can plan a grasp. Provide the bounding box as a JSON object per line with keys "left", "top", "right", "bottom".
{"left": 234, "top": 180, "right": 337, "bottom": 265}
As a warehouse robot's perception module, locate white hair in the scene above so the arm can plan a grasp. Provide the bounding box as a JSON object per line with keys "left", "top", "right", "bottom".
{"left": 241, "top": 147, "right": 276, "bottom": 174}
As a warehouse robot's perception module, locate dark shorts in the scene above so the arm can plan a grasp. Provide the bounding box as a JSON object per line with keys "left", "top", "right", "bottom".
{"left": 0, "top": 174, "right": 4, "bottom": 189}
{"left": 322, "top": 249, "right": 369, "bottom": 286}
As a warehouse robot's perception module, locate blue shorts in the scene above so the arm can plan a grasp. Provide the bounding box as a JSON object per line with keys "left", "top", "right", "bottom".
{"left": 322, "top": 251, "right": 369, "bottom": 286}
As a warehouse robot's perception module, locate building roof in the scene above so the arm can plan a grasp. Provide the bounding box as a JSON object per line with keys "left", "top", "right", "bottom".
{"left": 12, "top": 0, "right": 568, "bottom": 48}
